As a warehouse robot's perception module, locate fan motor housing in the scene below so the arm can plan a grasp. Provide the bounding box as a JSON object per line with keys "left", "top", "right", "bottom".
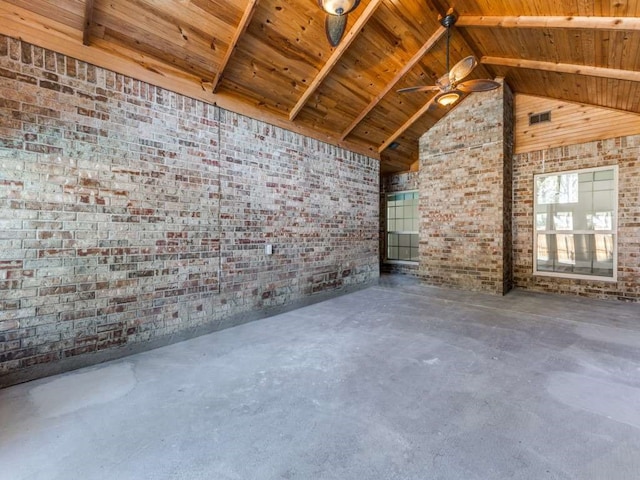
{"left": 440, "top": 13, "right": 457, "bottom": 28}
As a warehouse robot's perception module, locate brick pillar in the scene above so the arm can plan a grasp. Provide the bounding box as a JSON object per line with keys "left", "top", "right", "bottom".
{"left": 418, "top": 80, "right": 514, "bottom": 294}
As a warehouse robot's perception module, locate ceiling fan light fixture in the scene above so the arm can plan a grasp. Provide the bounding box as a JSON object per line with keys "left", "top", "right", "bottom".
{"left": 319, "top": 0, "right": 360, "bottom": 16}
{"left": 437, "top": 91, "right": 460, "bottom": 106}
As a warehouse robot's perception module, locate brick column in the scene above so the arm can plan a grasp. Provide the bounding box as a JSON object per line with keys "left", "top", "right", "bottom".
{"left": 418, "top": 80, "right": 514, "bottom": 294}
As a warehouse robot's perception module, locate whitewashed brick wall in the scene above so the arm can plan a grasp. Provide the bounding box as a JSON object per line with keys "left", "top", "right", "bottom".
{"left": 0, "top": 35, "right": 379, "bottom": 384}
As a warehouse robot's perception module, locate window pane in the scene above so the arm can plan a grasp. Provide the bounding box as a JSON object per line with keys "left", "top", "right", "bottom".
{"left": 534, "top": 168, "right": 616, "bottom": 279}
{"left": 536, "top": 213, "right": 548, "bottom": 231}
{"left": 594, "top": 170, "right": 613, "bottom": 181}
{"left": 594, "top": 179, "right": 614, "bottom": 191}
{"left": 573, "top": 234, "right": 592, "bottom": 273}
{"left": 536, "top": 173, "right": 579, "bottom": 205}
{"left": 553, "top": 212, "right": 573, "bottom": 230}
{"left": 386, "top": 190, "right": 419, "bottom": 261}
{"left": 555, "top": 234, "right": 575, "bottom": 266}
{"left": 593, "top": 190, "right": 613, "bottom": 211}
{"left": 594, "top": 234, "right": 614, "bottom": 263}
{"left": 593, "top": 211, "right": 612, "bottom": 230}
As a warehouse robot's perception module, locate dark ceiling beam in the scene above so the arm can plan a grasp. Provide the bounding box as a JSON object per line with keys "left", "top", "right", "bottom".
{"left": 482, "top": 56, "right": 640, "bottom": 82}
{"left": 211, "top": 0, "right": 259, "bottom": 93}
{"left": 457, "top": 15, "right": 640, "bottom": 30}
{"left": 82, "top": 0, "right": 94, "bottom": 46}
{"left": 340, "top": 24, "right": 446, "bottom": 141}
{"left": 289, "top": 0, "right": 383, "bottom": 121}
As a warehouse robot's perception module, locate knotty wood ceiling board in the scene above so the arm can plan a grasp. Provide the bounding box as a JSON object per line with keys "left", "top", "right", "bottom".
{"left": 489, "top": 66, "right": 640, "bottom": 113}
{"left": 291, "top": 1, "right": 442, "bottom": 134}
{"left": 2, "top": 0, "right": 640, "bottom": 173}
{"left": 90, "top": 0, "right": 240, "bottom": 80}
{"left": 4, "top": 0, "right": 85, "bottom": 28}
{"left": 219, "top": 0, "right": 343, "bottom": 115}
{"left": 348, "top": 33, "right": 493, "bottom": 150}
{"left": 464, "top": 27, "right": 640, "bottom": 71}
{"left": 430, "top": 0, "right": 640, "bottom": 16}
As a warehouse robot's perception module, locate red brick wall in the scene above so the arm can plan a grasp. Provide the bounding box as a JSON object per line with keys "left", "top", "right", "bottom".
{"left": 418, "top": 81, "right": 514, "bottom": 294}
{"left": 0, "top": 35, "right": 379, "bottom": 384}
{"left": 513, "top": 136, "right": 640, "bottom": 301}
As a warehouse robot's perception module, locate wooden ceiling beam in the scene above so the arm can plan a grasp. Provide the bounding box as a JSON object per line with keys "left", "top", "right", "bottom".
{"left": 340, "top": 25, "right": 446, "bottom": 141}
{"left": 82, "top": 0, "right": 95, "bottom": 46}
{"left": 289, "top": 0, "right": 383, "bottom": 121}
{"left": 457, "top": 15, "right": 640, "bottom": 30}
{"left": 211, "top": 0, "right": 259, "bottom": 93}
{"left": 378, "top": 98, "right": 435, "bottom": 153}
{"left": 482, "top": 56, "right": 640, "bottom": 83}
{"left": 0, "top": 0, "right": 379, "bottom": 161}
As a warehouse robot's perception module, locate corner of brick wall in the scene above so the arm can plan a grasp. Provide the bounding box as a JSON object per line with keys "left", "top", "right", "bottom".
{"left": 502, "top": 82, "right": 515, "bottom": 294}
{"left": 417, "top": 81, "right": 511, "bottom": 294}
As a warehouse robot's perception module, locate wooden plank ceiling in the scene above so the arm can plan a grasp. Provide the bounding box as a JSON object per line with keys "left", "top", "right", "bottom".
{"left": 1, "top": 0, "right": 640, "bottom": 173}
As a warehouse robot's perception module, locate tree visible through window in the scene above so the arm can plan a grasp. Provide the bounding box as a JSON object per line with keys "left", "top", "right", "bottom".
{"left": 534, "top": 166, "right": 617, "bottom": 280}
{"left": 386, "top": 191, "right": 419, "bottom": 262}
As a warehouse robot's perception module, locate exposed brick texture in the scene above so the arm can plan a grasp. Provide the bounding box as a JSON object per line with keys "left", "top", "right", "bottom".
{"left": 0, "top": 35, "right": 379, "bottom": 383}
{"left": 513, "top": 136, "right": 640, "bottom": 301}
{"left": 418, "top": 81, "right": 513, "bottom": 294}
{"left": 380, "top": 171, "right": 419, "bottom": 276}
{"left": 502, "top": 83, "right": 515, "bottom": 294}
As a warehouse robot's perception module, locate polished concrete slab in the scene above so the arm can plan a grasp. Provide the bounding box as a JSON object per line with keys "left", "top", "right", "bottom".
{"left": 1, "top": 277, "right": 640, "bottom": 480}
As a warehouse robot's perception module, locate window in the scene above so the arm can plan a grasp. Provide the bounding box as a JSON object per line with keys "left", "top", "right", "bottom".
{"left": 386, "top": 190, "right": 419, "bottom": 262}
{"left": 533, "top": 166, "right": 617, "bottom": 280}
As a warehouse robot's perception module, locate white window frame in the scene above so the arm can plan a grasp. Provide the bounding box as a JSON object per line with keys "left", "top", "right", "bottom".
{"left": 533, "top": 165, "right": 618, "bottom": 282}
{"left": 385, "top": 189, "right": 419, "bottom": 264}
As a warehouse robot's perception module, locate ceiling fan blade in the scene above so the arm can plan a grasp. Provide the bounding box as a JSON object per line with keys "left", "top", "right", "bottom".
{"left": 397, "top": 85, "right": 440, "bottom": 93}
{"left": 457, "top": 79, "right": 501, "bottom": 93}
{"left": 448, "top": 55, "right": 477, "bottom": 84}
{"left": 325, "top": 14, "right": 347, "bottom": 47}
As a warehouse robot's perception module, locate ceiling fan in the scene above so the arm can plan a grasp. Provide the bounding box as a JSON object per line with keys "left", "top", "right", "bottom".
{"left": 398, "top": 12, "right": 500, "bottom": 108}
{"left": 318, "top": 0, "right": 360, "bottom": 47}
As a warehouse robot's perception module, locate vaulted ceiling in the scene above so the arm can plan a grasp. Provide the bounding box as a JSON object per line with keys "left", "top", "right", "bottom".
{"left": 1, "top": 0, "right": 640, "bottom": 173}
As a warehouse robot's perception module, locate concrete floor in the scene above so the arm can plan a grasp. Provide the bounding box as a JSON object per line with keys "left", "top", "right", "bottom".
{"left": 2, "top": 276, "right": 640, "bottom": 480}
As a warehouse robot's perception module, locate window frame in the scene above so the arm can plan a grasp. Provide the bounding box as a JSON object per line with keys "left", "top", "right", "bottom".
{"left": 385, "top": 189, "right": 419, "bottom": 264}
{"left": 532, "top": 165, "right": 618, "bottom": 282}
